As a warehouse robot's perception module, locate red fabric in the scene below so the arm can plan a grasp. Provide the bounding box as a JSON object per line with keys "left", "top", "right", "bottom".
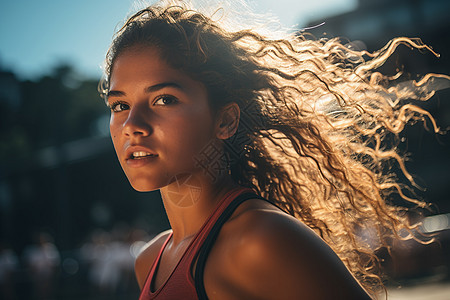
{"left": 139, "top": 186, "right": 254, "bottom": 300}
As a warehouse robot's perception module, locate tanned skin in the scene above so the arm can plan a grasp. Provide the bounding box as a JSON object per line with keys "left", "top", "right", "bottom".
{"left": 109, "top": 46, "right": 371, "bottom": 300}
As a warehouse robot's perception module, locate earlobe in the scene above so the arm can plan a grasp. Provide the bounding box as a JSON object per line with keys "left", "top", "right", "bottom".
{"left": 216, "top": 103, "right": 240, "bottom": 140}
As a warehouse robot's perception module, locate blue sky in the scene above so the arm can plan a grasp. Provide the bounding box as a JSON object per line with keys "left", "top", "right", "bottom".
{"left": 0, "top": 0, "right": 356, "bottom": 80}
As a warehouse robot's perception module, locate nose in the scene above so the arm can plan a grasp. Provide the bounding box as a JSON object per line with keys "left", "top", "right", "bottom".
{"left": 122, "top": 105, "right": 152, "bottom": 137}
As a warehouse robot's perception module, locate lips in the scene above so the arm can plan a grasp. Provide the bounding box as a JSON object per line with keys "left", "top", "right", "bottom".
{"left": 125, "top": 146, "right": 158, "bottom": 162}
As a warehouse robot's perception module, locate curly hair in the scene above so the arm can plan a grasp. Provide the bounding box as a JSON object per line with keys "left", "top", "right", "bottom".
{"left": 99, "top": 0, "right": 450, "bottom": 297}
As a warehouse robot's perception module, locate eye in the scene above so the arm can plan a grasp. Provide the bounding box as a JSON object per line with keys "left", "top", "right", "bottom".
{"left": 109, "top": 101, "right": 129, "bottom": 112}
{"left": 154, "top": 95, "right": 178, "bottom": 106}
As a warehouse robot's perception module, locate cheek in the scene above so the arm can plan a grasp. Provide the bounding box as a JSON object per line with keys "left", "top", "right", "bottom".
{"left": 109, "top": 119, "right": 123, "bottom": 155}
{"left": 109, "top": 115, "right": 116, "bottom": 137}
{"left": 188, "top": 107, "right": 215, "bottom": 142}
{"left": 161, "top": 108, "right": 215, "bottom": 159}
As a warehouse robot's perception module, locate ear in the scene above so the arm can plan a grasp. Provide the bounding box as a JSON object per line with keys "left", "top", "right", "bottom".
{"left": 215, "top": 102, "right": 240, "bottom": 140}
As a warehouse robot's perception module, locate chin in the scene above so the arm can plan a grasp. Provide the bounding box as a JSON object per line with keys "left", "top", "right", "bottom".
{"left": 132, "top": 185, "right": 154, "bottom": 192}
{"left": 128, "top": 177, "right": 163, "bottom": 192}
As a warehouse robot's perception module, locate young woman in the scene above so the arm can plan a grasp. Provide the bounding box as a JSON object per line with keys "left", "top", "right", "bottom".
{"left": 100, "top": 1, "right": 449, "bottom": 299}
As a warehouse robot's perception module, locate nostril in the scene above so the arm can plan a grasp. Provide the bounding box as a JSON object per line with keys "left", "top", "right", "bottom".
{"left": 121, "top": 108, "right": 153, "bottom": 137}
{"left": 122, "top": 121, "right": 152, "bottom": 137}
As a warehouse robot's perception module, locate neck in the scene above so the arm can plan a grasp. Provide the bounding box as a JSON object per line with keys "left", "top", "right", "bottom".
{"left": 159, "top": 171, "right": 240, "bottom": 244}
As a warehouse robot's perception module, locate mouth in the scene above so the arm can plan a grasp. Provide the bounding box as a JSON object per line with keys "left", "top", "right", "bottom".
{"left": 128, "top": 151, "right": 158, "bottom": 160}
{"left": 125, "top": 150, "right": 159, "bottom": 168}
{"left": 124, "top": 146, "right": 159, "bottom": 167}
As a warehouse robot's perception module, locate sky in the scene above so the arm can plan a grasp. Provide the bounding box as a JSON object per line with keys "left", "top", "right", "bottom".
{"left": 0, "top": 0, "right": 357, "bottom": 80}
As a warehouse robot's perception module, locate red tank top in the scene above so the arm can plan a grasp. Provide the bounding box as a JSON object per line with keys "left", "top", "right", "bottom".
{"left": 139, "top": 186, "right": 259, "bottom": 300}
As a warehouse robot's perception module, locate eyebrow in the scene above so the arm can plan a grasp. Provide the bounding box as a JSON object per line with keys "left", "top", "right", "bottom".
{"left": 107, "top": 82, "right": 184, "bottom": 98}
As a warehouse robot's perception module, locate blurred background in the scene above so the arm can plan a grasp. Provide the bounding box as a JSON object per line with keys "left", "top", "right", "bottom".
{"left": 0, "top": 0, "right": 449, "bottom": 299}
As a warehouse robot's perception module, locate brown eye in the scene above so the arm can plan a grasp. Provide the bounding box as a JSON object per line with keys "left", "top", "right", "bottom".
{"left": 154, "top": 95, "right": 178, "bottom": 106}
{"left": 110, "top": 102, "right": 129, "bottom": 112}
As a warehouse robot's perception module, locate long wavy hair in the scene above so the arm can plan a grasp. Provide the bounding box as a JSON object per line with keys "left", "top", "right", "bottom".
{"left": 99, "top": 0, "right": 449, "bottom": 297}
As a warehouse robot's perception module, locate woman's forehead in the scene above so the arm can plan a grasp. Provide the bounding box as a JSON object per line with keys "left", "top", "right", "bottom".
{"left": 111, "top": 46, "right": 165, "bottom": 74}
{"left": 109, "top": 46, "right": 209, "bottom": 99}
{"left": 111, "top": 47, "right": 179, "bottom": 85}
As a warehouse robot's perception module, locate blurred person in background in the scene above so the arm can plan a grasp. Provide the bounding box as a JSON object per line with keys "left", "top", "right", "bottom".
{"left": 23, "top": 231, "right": 60, "bottom": 300}
{"left": 0, "top": 240, "right": 18, "bottom": 300}
{"left": 80, "top": 226, "right": 137, "bottom": 297}
{"left": 99, "top": 0, "right": 450, "bottom": 299}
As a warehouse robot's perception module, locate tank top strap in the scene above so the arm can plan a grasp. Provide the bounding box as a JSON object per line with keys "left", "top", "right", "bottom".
{"left": 193, "top": 189, "right": 267, "bottom": 299}
{"left": 182, "top": 186, "right": 255, "bottom": 259}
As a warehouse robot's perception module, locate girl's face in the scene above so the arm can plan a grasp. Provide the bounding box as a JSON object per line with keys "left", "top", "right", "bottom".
{"left": 108, "top": 46, "right": 217, "bottom": 191}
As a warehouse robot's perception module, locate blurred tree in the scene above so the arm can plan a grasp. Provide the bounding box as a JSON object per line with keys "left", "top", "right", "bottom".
{"left": 0, "top": 64, "right": 107, "bottom": 170}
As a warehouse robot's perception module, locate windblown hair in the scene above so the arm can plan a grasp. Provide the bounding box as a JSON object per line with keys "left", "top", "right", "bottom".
{"left": 100, "top": 0, "right": 449, "bottom": 297}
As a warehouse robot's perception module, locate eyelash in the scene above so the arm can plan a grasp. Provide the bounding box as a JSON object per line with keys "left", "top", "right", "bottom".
{"left": 108, "top": 101, "right": 129, "bottom": 112}
{"left": 154, "top": 94, "right": 178, "bottom": 106}
{"left": 107, "top": 95, "right": 178, "bottom": 112}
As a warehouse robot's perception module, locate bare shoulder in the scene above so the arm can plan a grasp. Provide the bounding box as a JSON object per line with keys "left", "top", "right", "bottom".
{"left": 135, "top": 229, "right": 172, "bottom": 290}
{"left": 205, "top": 199, "right": 372, "bottom": 299}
